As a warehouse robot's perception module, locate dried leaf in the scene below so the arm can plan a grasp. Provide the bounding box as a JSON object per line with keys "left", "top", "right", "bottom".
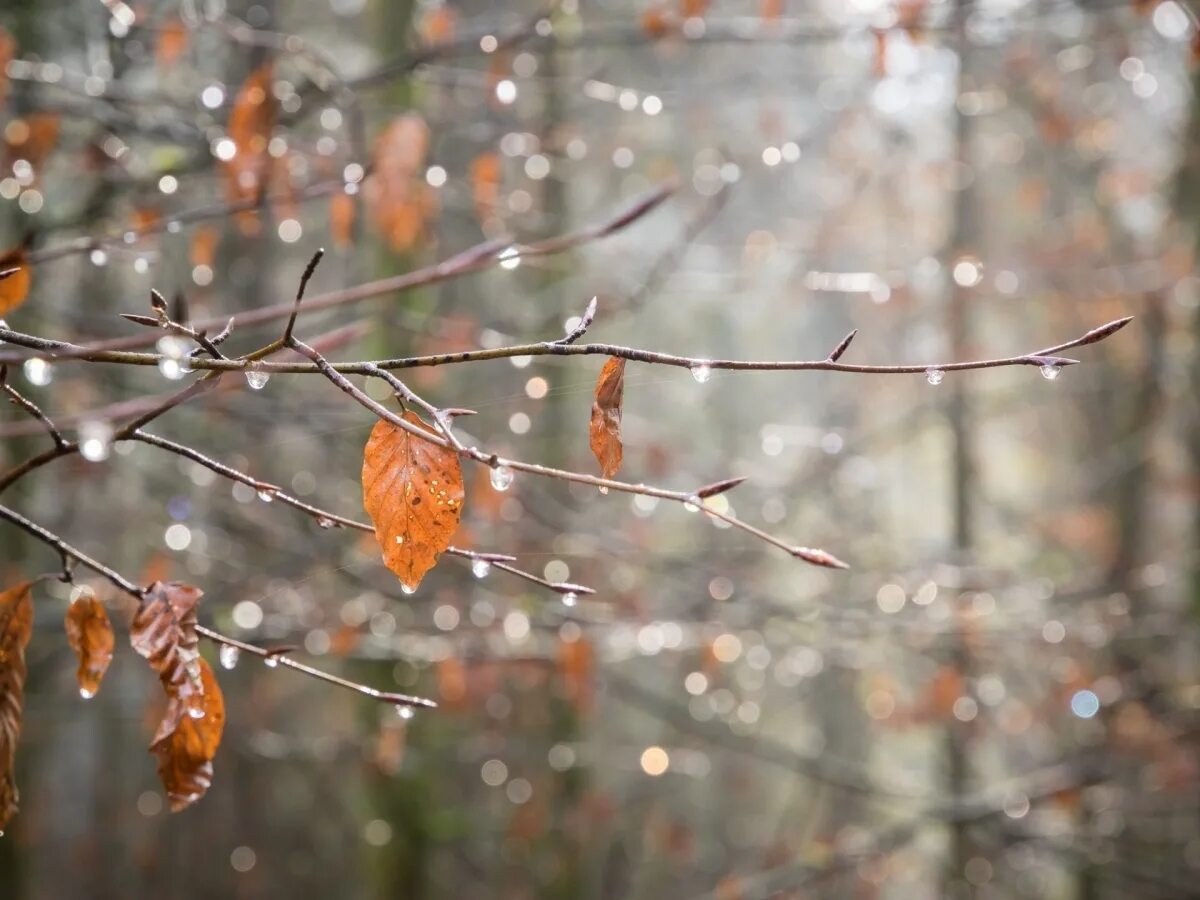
{"left": 0, "top": 244, "right": 31, "bottom": 317}
{"left": 150, "top": 657, "right": 225, "bottom": 812}
{"left": 223, "top": 64, "right": 276, "bottom": 233}
{"left": 362, "top": 411, "right": 464, "bottom": 590}
{"left": 589, "top": 357, "right": 626, "bottom": 478}
{"left": 130, "top": 582, "right": 205, "bottom": 720}
{"left": 156, "top": 17, "right": 189, "bottom": 69}
{"left": 418, "top": 4, "right": 457, "bottom": 44}
{"left": 368, "top": 115, "right": 433, "bottom": 251}
{"left": 0, "top": 581, "right": 33, "bottom": 831}
{"left": 330, "top": 191, "right": 356, "bottom": 248}
{"left": 64, "top": 594, "right": 114, "bottom": 699}
{"left": 0, "top": 29, "right": 14, "bottom": 108}
{"left": 469, "top": 151, "right": 502, "bottom": 223}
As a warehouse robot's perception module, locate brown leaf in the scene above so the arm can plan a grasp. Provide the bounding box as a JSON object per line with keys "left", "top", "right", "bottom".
{"left": 130, "top": 582, "right": 205, "bottom": 720}
{"left": 223, "top": 64, "right": 276, "bottom": 232}
{"left": 0, "top": 244, "right": 31, "bottom": 317}
{"left": 0, "top": 29, "right": 14, "bottom": 108}
{"left": 362, "top": 411, "right": 464, "bottom": 590}
{"left": 367, "top": 115, "right": 433, "bottom": 251}
{"left": 0, "top": 581, "right": 33, "bottom": 831}
{"left": 330, "top": 191, "right": 356, "bottom": 248}
{"left": 64, "top": 594, "right": 114, "bottom": 699}
{"left": 150, "top": 657, "right": 225, "bottom": 812}
{"left": 156, "top": 17, "right": 189, "bottom": 70}
{"left": 589, "top": 357, "right": 626, "bottom": 478}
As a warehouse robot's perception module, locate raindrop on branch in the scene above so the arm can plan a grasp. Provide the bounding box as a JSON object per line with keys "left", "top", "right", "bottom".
{"left": 926, "top": 368, "right": 945, "bottom": 386}
{"left": 490, "top": 465, "right": 515, "bottom": 491}
{"left": 472, "top": 559, "right": 491, "bottom": 579}
{"left": 245, "top": 365, "right": 270, "bottom": 390}
{"left": 561, "top": 592, "right": 578, "bottom": 608}
{"left": 257, "top": 489, "right": 275, "bottom": 503}
{"left": 1040, "top": 364, "right": 1061, "bottom": 381}
{"left": 690, "top": 362, "right": 712, "bottom": 384}
{"left": 219, "top": 645, "right": 241, "bottom": 670}
{"left": 396, "top": 705, "right": 415, "bottom": 720}
{"left": 263, "top": 656, "right": 280, "bottom": 668}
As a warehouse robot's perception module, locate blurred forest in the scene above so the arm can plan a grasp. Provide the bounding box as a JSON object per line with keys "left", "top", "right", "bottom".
{"left": 1, "top": 0, "right": 1200, "bottom": 898}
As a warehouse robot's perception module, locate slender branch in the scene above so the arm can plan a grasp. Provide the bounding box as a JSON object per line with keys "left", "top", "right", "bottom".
{"left": 0, "top": 365, "right": 68, "bottom": 448}
{"left": 0, "top": 317, "right": 1132, "bottom": 378}
{"left": 0, "top": 501, "right": 436, "bottom": 709}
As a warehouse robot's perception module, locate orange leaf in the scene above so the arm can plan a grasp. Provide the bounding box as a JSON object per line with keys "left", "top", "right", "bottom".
{"left": 0, "top": 29, "right": 14, "bottom": 107}
{"left": 0, "top": 244, "right": 31, "bottom": 317}
{"left": 418, "top": 5, "right": 457, "bottom": 44}
{"left": 64, "top": 594, "right": 114, "bottom": 700}
{"left": 469, "top": 151, "right": 502, "bottom": 223}
{"left": 156, "top": 17, "right": 189, "bottom": 69}
{"left": 362, "top": 411, "right": 464, "bottom": 590}
{"left": 330, "top": 191, "right": 356, "bottom": 248}
{"left": 223, "top": 64, "right": 276, "bottom": 231}
{"left": 589, "top": 357, "right": 626, "bottom": 478}
{"left": 0, "top": 581, "right": 33, "bottom": 831}
{"left": 150, "top": 657, "right": 225, "bottom": 812}
{"left": 129, "top": 582, "right": 206, "bottom": 721}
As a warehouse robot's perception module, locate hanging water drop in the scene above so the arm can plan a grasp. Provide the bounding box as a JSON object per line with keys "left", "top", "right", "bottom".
{"left": 690, "top": 362, "right": 712, "bottom": 384}
{"left": 1040, "top": 364, "right": 1060, "bottom": 381}
{"left": 79, "top": 687, "right": 95, "bottom": 700}
{"left": 219, "top": 645, "right": 241, "bottom": 670}
{"left": 472, "top": 558, "right": 491, "bottom": 579}
{"left": 561, "top": 591, "right": 578, "bottom": 608}
{"left": 263, "top": 656, "right": 280, "bottom": 668}
{"left": 926, "top": 368, "right": 945, "bottom": 386}
{"left": 23, "top": 357, "right": 53, "bottom": 386}
{"left": 187, "top": 707, "right": 206, "bottom": 720}
{"left": 598, "top": 485, "right": 609, "bottom": 495}
{"left": 257, "top": 489, "right": 275, "bottom": 503}
{"left": 400, "top": 582, "right": 417, "bottom": 595}
{"left": 490, "top": 465, "right": 515, "bottom": 491}
{"left": 78, "top": 419, "right": 114, "bottom": 463}
{"left": 245, "top": 365, "right": 270, "bottom": 390}
{"left": 316, "top": 517, "right": 334, "bottom": 529}
{"left": 396, "top": 705, "right": 415, "bottom": 720}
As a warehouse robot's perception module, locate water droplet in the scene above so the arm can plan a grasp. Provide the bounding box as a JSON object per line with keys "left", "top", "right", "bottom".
{"left": 187, "top": 707, "right": 206, "bottom": 720}
{"left": 926, "top": 368, "right": 944, "bottom": 386}
{"left": 316, "top": 517, "right": 334, "bottom": 529}
{"left": 396, "top": 705, "right": 415, "bottom": 720}
{"left": 245, "top": 367, "right": 270, "bottom": 390}
{"left": 690, "top": 362, "right": 712, "bottom": 384}
{"left": 263, "top": 656, "right": 280, "bottom": 668}
{"left": 498, "top": 245, "right": 521, "bottom": 270}
{"left": 490, "top": 465, "right": 515, "bottom": 491}
{"left": 257, "top": 489, "right": 274, "bottom": 503}
{"left": 561, "top": 592, "right": 578, "bottom": 608}
{"left": 79, "top": 687, "right": 94, "bottom": 700}
{"left": 400, "top": 582, "right": 417, "bottom": 595}
{"left": 158, "top": 358, "right": 184, "bottom": 380}
{"left": 1040, "top": 364, "right": 1060, "bottom": 381}
{"left": 598, "top": 485, "right": 609, "bottom": 495}
{"left": 219, "top": 645, "right": 240, "bottom": 670}
{"left": 472, "top": 559, "right": 491, "bottom": 579}
{"left": 78, "top": 420, "right": 113, "bottom": 463}
{"left": 23, "top": 357, "right": 52, "bottom": 386}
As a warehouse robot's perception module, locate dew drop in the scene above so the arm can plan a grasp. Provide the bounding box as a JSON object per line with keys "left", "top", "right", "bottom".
{"left": 926, "top": 368, "right": 945, "bottom": 386}
{"left": 316, "top": 517, "right": 334, "bottom": 529}
{"left": 400, "top": 582, "right": 417, "bottom": 595}
{"left": 187, "top": 707, "right": 206, "bottom": 720}
{"left": 690, "top": 362, "right": 712, "bottom": 384}
{"left": 263, "top": 656, "right": 279, "bottom": 668}
{"left": 257, "top": 489, "right": 275, "bottom": 503}
{"left": 396, "top": 705, "right": 415, "bottom": 720}
{"left": 79, "top": 687, "right": 95, "bottom": 700}
{"left": 562, "top": 592, "right": 578, "bottom": 608}
{"left": 472, "top": 559, "right": 491, "bottom": 579}
{"left": 1040, "top": 364, "right": 1061, "bottom": 381}
{"left": 490, "top": 465, "right": 515, "bottom": 491}
{"left": 245, "top": 367, "right": 270, "bottom": 390}
{"left": 219, "top": 645, "right": 240, "bottom": 670}
{"left": 598, "top": 485, "right": 609, "bottom": 495}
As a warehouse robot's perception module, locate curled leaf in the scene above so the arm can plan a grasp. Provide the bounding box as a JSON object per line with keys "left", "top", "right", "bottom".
{"left": 362, "top": 411, "right": 464, "bottom": 590}
{"left": 64, "top": 593, "right": 114, "bottom": 699}
{"left": 130, "top": 582, "right": 205, "bottom": 720}
{"left": 589, "top": 357, "right": 626, "bottom": 478}
{"left": 0, "top": 581, "right": 33, "bottom": 831}
{"left": 151, "top": 657, "right": 225, "bottom": 812}
{"left": 0, "top": 244, "right": 31, "bottom": 317}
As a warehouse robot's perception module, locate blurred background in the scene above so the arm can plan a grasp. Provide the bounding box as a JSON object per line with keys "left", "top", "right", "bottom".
{"left": 1, "top": 0, "right": 1199, "bottom": 897}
